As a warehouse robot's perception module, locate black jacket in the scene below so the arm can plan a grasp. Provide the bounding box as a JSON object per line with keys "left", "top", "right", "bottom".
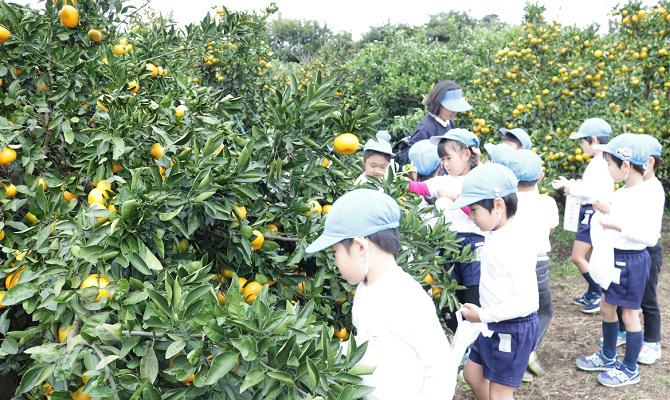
{"left": 408, "top": 114, "right": 454, "bottom": 146}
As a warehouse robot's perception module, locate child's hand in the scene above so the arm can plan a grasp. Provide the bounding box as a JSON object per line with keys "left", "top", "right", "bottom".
{"left": 551, "top": 176, "right": 569, "bottom": 191}
{"left": 599, "top": 217, "right": 621, "bottom": 231}
{"left": 437, "top": 187, "right": 459, "bottom": 200}
{"left": 593, "top": 199, "right": 610, "bottom": 214}
{"left": 459, "top": 303, "right": 481, "bottom": 322}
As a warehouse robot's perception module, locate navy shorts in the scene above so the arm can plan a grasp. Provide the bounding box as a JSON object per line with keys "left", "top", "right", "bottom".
{"left": 469, "top": 313, "right": 539, "bottom": 388}
{"left": 604, "top": 249, "right": 651, "bottom": 309}
{"left": 575, "top": 204, "right": 594, "bottom": 244}
{"left": 449, "top": 232, "right": 485, "bottom": 287}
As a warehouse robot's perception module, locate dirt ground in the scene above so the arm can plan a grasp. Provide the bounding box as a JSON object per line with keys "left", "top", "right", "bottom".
{"left": 454, "top": 216, "right": 670, "bottom": 400}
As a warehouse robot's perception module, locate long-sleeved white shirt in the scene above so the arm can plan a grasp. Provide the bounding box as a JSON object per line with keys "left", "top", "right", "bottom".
{"left": 477, "top": 219, "right": 539, "bottom": 323}
{"left": 352, "top": 267, "right": 456, "bottom": 400}
{"left": 428, "top": 175, "right": 483, "bottom": 235}
{"left": 607, "top": 183, "right": 659, "bottom": 250}
{"left": 515, "top": 190, "right": 559, "bottom": 255}
{"left": 568, "top": 153, "right": 614, "bottom": 204}
{"left": 640, "top": 176, "right": 666, "bottom": 244}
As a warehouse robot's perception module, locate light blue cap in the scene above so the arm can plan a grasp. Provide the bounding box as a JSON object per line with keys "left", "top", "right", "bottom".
{"left": 451, "top": 163, "right": 518, "bottom": 209}
{"left": 429, "top": 128, "right": 480, "bottom": 148}
{"left": 440, "top": 89, "right": 472, "bottom": 113}
{"left": 570, "top": 118, "right": 612, "bottom": 139}
{"left": 499, "top": 127, "right": 532, "bottom": 149}
{"left": 594, "top": 133, "right": 651, "bottom": 166}
{"left": 363, "top": 130, "right": 395, "bottom": 156}
{"left": 485, "top": 144, "right": 542, "bottom": 182}
{"left": 305, "top": 189, "right": 401, "bottom": 253}
{"left": 638, "top": 134, "right": 662, "bottom": 157}
{"left": 408, "top": 140, "right": 441, "bottom": 176}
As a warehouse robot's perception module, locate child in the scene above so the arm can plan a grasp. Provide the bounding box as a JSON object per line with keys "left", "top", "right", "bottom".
{"left": 499, "top": 127, "right": 532, "bottom": 150}
{"left": 354, "top": 131, "right": 395, "bottom": 185}
{"left": 408, "top": 139, "right": 442, "bottom": 182}
{"left": 552, "top": 118, "right": 614, "bottom": 313}
{"left": 576, "top": 133, "right": 656, "bottom": 387}
{"left": 486, "top": 144, "right": 558, "bottom": 382}
{"left": 614, "top": 134, "right": 665, "bottom": 365}
{"left": 454, "top": 163, "right": 539, "bottom": 399}
{"left": 305, "top": 189, "right": 455, "bottom": 399}
{"left": 424, "top": 129, "right": 483, "bottom": 332}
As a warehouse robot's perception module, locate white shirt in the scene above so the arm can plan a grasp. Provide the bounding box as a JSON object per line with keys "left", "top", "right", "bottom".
{"left": 568, "top": 153, "right": 614, "bottom": 205}
{"left": 352, "top": 267, "right": 455, "bottom": 400}
{"left": 429, "top": 113, "right": 452, "bottom": 128}
{"left": 428, "top": 175, "right": 483, "bottom": 235}
{"left": 607, "top": 183, "right": 659, "bottom": 250}
{"left": 515, "top": 190, "right": 559, "bottom": 255}
{"left": 640, "top": 176, "right": 666, "bottom": 243}
{"left": 477, "top": 219, "right": 539, "bottom": 323}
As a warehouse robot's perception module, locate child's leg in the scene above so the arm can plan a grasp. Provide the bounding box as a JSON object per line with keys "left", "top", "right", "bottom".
{"left": 535, "top": 260, "right": 553, "bottom": 347}
{"left": 600, "top": 300, "right": 619, "bottom": 359}
{"left": 571, "top": 241, "right": 599, "bottom": 296}
{"left": 489, "top": 382, "right": 515, "bottom": 400}
{"left": 621, "top": 308, "right": 643, "bottom": 371}
{"left": 464, "top": 361, "right": 489, "bottom": 400}
{"left": 641, "top": 243, "right": 662, "bottom": 343}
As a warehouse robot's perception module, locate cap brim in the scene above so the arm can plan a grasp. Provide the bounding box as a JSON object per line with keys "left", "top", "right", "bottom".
{"left": 440, "top": 98, "right": 472, "bottom": 113}
{"left": 429, "top": 135, "right": 445, "bottom": 145}
{"left": 498, "top": 128, "right": 511, "bottom": 136}
{"left": 569, "top": 132, "right": 587, "bottom": 140}
{"left": 305, "top": 234, "right": 343, "bottom": 254}
{"left": 451, "top": 195, "right": 480, "bottom": 210}
{"left": 592, "top": 144, "right": 611, "bottom": 153}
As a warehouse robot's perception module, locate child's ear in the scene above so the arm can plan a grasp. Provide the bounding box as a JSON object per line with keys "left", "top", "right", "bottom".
{"left": 351, "top": 237, "right": 367, "bottom": 252}
{"left": 493, "top": 197, "right": 506, "bottom": 213}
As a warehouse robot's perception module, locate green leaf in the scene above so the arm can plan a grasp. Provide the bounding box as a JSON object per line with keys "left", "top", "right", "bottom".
{"left": 306, "top": 358, "right": 319, "bottom": 391}
{"left": 140, "top": 345, "right": 159, "bottom": 384}
{"left": 240, "top": 370, "right": 264, "bottom": 393}
{"left": 267, "top": 371, "right": 294, "bottom": 385}
{"left": 159, "top": 205, "right": 183, "bottom": 222}
{"left": 3, "top": 283, "right": 38, "bottom": 306}
{"left": 165, "top": 340, "right": 185, "bottom": 360}
{"left": 139, "top": 241, "right": 163, "bottom": 271}
{"left": 235, "top": 144, "right": 251, "bottom": 172}
{"left": 112, "top": 137, "right": 125, "bottom": 160}
{"left": 194, "top": 352, "right": 238, "bottom": 387}
{"left": 95, "top": 355, "right": 120, "bottom": 370}
{"left": 34, "top": 225, "right": 51, "bottom": 250}
{"left": 15, "top": 364, "right": 55, "bottom": 395}
{"left": 122, "top": 291, "right": 148, "bottom": 306}
{"left": 230, "top": 336, "right": 257, "bottom": 361}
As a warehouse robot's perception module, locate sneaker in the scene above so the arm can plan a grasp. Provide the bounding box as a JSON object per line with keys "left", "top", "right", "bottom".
{"left": 572, "top": 292, "right": 589, "bottom": 306}
{"left": 527, "top": 351, "right": 545, "bottom": 376}
{"left": 581, "top": 296, "right": 601, "bottom": 314}
{"left": 637, "top": 342, "right": 662, "bottom": 365}
{"left": 598, "top": 331, "right": 627, "bottom": 348}
{"left": 522, "top": 370, "right": 534, "bottom": 383}
{"left": 597, "top": 363, "right": 640, "bottom": 387}
{"left": 576, "top": 350, "right": 617, "bottom": 372}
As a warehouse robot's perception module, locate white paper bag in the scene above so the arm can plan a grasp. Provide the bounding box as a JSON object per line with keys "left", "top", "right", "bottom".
{"left": 588, "top": 212, "right": 619, "bottom": 290}
{"left": 563, "top": 194, "right": 581, "bottom": 232}
{"left": 451, "top": 311, "right": 483, "bottom": 369}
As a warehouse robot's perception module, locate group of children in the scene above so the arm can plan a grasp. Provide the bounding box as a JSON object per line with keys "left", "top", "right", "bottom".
{"left": 308, "top": 85, "right": 664, "bottom": 399}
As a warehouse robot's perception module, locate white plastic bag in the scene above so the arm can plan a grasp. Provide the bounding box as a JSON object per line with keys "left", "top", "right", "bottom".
{"left": 588, "top": 212, "right": 619, "bottom": 289}
{"left": 451, "top": 311, "right": 483, "bottom": 369}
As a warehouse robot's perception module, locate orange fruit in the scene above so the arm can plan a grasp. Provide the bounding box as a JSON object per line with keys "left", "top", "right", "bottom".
{"left": 242, "top": 281, "right": 263, "bottom": 303}
{"left": 432, "top": 287, "right": 442, "bottom": 298}
{"left": 36, "top": 177, "right": 48, "bottom": 190}
{"left": 222, "top": 268, "right": 235, "bottom": 279}
{"left": 87, "top": 188, "right": 106, "bottom": 207}
{"left": 296, "top": 281, "right": 306, "bottom": 296}
{"left": 80, "top": 274, "right": 111, "bottom": 302}
{"left": 422, "top": 273, "right": 435, "bottom": 286}
{"left": 112, "top": 44, "right": 126, "bottom": 56}
{"left": 63, "top": 191, "right": 77, "bottom": 202}
{"left": 150, "top": 143, "right": 164, "bottom": 159}
{"left": 0, "top": 25, "right": 10, "bottom": 43}
{"left": 178, "top": 239, "right": 188, "bottom": 253}
{"left": 26, "top": 212, "right": 38, "bottom": 224}
{"left": 333, "top": 133, "right": 360, "bottom": 155}
{"left": 0, "top": 230, "right": 4, "bottom": 241}
{"left": 4, "top": 183, "right": 17, "bottom": 199}
{"left": 58, "top": 325, "right": 73, "bottom": 343}
{"left": 0, "top": 147, "right": 17, "bottom": 165}
{"left": 58, "top": 5, "right": 79, "bottom": 28}
{"left": 305, "top": 200, "right": 322, "bottom": 217}
{"left": 250, "top": 230, "right": 264, "bottom": 251}
{"left": 216, "top": 291, "right": 226, "bottom": 305}
{"left": 322, "top": 204, "right": 332, "bottom": 215}
{"left": 128, "top": 80, "right": 139, "bottom": 93}
{"left": 0, "top": 290, "right": 6, "bottom": 309}
{"left": 320, "top": 158, "right": 332, "bottom": 168}
{"left": 175, "top": 104, "right": 188, "bottom": 118}
{"left": 96, "top": 180, "right": 112, "bottom": 194}
{"left": 112, "top": 162, "right": 122, "bottom": 173}
{"left": 232, "top": 205, "right": 247, "bottom": 222}
{"left": 266, "top": 223, "right": 279, "bottom": 232}
{"left": 6, "top": 266, "right": 26, "bottom": 289}
{"left": 71, "top": 388, "right": 91, "bottom": 400}
{"left": 145, "top": 63, "right": 158, "bottom": 77}
{"left": 334, "top": 327, "right": 350, "bottom": 341}
{"left": 87, "top": 29, "right": 103, "bottom": 43}
{"left": 238, "top": 277, "right": 248, "bottom": 291}
{"left": 42, "top": 382, "right": 53, "bottom": 397}
{"left": 180, "top": 373, "right": 195, "bottom": 385}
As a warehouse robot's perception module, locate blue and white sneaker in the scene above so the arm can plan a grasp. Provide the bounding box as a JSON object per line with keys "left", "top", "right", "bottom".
{"left": 581, "top": 295, "right": 601, "bottom": 314}
{"left": 576, "top": 350, "right": 617, "bottom": 372}
{"left": 598, "top": 331, "right": 627, "bottom": 348}
{"left": 597, "top": 364, "right": 640, "bottom": 387}
{"left": 638, "top": 342, "right": 662, "bottom": 365}
{"left": 572, "top": 292, "right": 589, "bottom": 306}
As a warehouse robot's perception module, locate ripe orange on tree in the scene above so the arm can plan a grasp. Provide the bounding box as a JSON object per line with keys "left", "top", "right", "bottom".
{"left": 0, "top": 147, "right": 17, "bottom": 165}
{"left": 150, "top": 143, "right": 164, "bottom": 159}
{"left": 80, "top": 274, "right": 111, "bottom": 302}
{"left": 58, "top": 5, "right": 79, "bottom": 28}
{"left": 4, "top": 183, "right": 17, "bottom": 199}
{"left": 250, "top": 230, "right": 264, "bottom": 251}
{"left": 334, "top": 327, "right": 350, "bottom": 341}
{"left": 243, "top": 281, "right": 263, "bottom": 303}
{"left": 0, "top": 25, "right": 10, "bottom": 43}
{"left": 333, "top": 133, "right": 360, "bottom": 155}
{"left": 87, "top": 29, "right": 103, "bottom": 43}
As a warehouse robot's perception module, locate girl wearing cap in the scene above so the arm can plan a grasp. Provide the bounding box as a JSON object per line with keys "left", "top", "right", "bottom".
{"left": 354, "top": 131, "right": 395, "bottom": 185}
{"left": 408, "top": 139, "right": 443, "bottom": 182}
{"left": 305, "top": 189, "right": 456, "bottom": 399}
{"left": 499, "top": 127, "right": 532, "bottom": 150}
{"left": 576, "top": 133, "right": 656, "bottom": 388}
{"left": 407, "top": 80, "right": 472, "bottom": 147}
{"left": 552, "top": 118, "right": 614, "bottom": 314}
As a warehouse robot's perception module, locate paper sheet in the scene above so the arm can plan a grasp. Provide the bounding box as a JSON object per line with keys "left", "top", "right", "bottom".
{"left": 563, "top": 194, "right": 581, "bottom": 232}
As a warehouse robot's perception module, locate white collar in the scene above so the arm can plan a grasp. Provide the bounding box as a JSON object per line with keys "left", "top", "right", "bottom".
{"left": 430, "top": 113, "right": 451, "bottom": 128}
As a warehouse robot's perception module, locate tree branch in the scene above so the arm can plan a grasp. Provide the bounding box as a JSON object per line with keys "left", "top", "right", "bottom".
{"left": 265, "top": 234, "right": 299, "bottom": 242}
{"left": 89, "top": 343, "right": 120, "bottom": 400}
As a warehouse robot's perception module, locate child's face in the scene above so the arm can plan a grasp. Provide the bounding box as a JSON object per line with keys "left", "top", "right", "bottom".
{"left": 332, "top": 242, "right": 367, "bottom": 285}
{"left": 502, "top": 137, "right": 521, "bottom": 149}
{"left": 469, "top": 200, "right": 505, "bottom": 231}
{"left": 363, "top": 153, "right": 390, "bottom": 178}
{"left": 580, "top": 138, "right": 596, "bottom": 156}
{"left": 441, "top": 142, "right": 471, "bottom": 176}
{"left": 604, "top": 153, "right": 628, "bottom": 183}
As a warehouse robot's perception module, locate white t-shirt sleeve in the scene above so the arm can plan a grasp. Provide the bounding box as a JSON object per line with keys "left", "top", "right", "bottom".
{"left": 425, "top": 175, "right": 461, "bottom": 199}
{"left": 543, "top": 195, "right": 559, "bottom": 229}
{"left": 569, "top": 157, "right": 613, "bottom": 203}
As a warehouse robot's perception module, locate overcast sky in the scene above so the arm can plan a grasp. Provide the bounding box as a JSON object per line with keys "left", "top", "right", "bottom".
{"left": 11, "top": 0, "right": 657, "bottom": 39}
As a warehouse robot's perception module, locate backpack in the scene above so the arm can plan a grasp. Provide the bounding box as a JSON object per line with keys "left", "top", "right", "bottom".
{"left": 392, "top": 134, "right": 412, "bottom": 168}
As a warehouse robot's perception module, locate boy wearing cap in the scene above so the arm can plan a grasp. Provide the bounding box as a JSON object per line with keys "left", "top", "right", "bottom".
{"left": 355, "top": 131, "right": 395, "bottom": 185}
{"left": 408, "top": 80, "right": 472, "bottom": 146}
{"left": 486, "top": 144, "right": 558, "bottom": 382}
{"left": 552, "top": 118, "right": 614, "bottom": 314}
{"left": 453, "top": 163, "right": 539, "bottom": 399}
{"left": 576, "top": 133, "right": 656, "bottom": 387}
{"left": 408, "top": 139, "right": 443, "bottom": 182}
{"left": 499, "top": 127, "right": 532, "bottom": 150}
{"left": 306, "top": 189, "right": 455, "bottom": 399}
